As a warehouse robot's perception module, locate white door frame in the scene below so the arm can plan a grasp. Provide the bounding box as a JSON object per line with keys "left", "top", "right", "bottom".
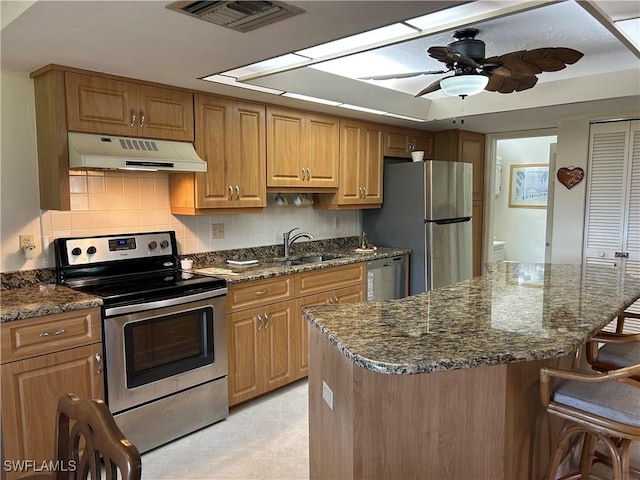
{"left": 483, "top": 129, "right": 557, "bottom": 267}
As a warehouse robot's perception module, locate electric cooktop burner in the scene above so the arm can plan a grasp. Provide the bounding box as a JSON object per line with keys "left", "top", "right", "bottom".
{"left": 53, "top": 231, "right": 226, "bottom": 307}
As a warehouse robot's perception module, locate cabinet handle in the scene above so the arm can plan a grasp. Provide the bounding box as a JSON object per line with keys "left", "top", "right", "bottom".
{"left": 362, "top": 186, "right": 367, "bottom": 198}
{"left": 306, "top": 168, "right": 311, "bottom": 180}
{"left": 139, "top": 109, "right": 145, "bottom": 127}
{"left": 301, "top": 168, "right": 306, "bottom": 181}
{"left": 235, "top": 185, "right": 240, "bottom": 200}
{"left": 130, "top": 109, "right": 136, "bottom": 127}
{"left": 39, "top": 328, "right": 66, "bottom": 338}
{"left": 257, "top": 314, "right": 263, "bottom": 330}
{"left": 95, "top": 353, "right": 103, "bottom": 374}
{"left": 228, "top": 185, "right": 234, "bottom": 200}
{"left": 254, "top": 290, "right": 268, "bottom": 296}
{"left": 264, "top": 313, "right": 270, "bottom": 328}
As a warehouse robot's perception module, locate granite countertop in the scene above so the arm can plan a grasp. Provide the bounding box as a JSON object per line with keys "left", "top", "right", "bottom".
{"left": 303, "top": 262, "right": 640, "bottom": 375}
{"left": 0, "top": 244, "right": 408, "bottom": 322}
{"left": 195, "top": 247, "right": 408, "bottom": 284}
{"left": 0, "top": 284, "right": 103, "bottom": 323}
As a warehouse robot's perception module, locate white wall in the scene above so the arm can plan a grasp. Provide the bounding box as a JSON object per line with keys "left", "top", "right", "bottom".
{"left": 493, "top": 136, "right": 555, "bottom": 263}
{"left": 0, "top": 72, "right": 361, "bottom": 273}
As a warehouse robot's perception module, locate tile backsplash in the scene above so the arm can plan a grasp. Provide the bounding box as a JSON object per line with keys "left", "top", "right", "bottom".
{"left": 39, "top": 171, "right": 361, "bottom": 267}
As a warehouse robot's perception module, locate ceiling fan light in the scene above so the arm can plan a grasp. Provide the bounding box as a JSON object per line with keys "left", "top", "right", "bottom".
{"left": 440, "top": 75, "right": 489, "bottom": 97}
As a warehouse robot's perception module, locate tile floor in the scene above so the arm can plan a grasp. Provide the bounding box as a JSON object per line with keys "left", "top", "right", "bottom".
{"left": 140, "top": 379, "right": 309, "bottom": 480}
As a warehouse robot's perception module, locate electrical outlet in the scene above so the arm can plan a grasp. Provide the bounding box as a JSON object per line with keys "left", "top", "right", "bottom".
{"left": 210, "top": 223, "right": 225, "bottom": 239}
{"left": 19, "top": 234, "right": 35, "bottom": 249}
{"left": 333, "top": 216, "right": 341, "bottom": 229}
{"left": 322, "top": 381, "right": 334, "bottom": 410}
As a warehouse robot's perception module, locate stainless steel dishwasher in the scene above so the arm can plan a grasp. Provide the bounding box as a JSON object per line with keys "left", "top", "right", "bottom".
{"left": 366, "top": 256, "right": 406, "bottom": 301}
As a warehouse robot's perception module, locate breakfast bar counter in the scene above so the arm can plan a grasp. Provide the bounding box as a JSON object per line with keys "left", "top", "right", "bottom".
{"left": 303, "top": 262, "right": 640, "bottom": 480}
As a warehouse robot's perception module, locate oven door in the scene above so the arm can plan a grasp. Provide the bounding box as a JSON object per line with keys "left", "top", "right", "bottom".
{"left": 103, "top": 292, "right": 227, "bottom": 413}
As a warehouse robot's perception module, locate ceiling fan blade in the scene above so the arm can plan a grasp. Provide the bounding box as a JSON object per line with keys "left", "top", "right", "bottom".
{"left": 359, "top": 69, "right": 449, "bottom": 81}
{"left": 485, "top": 47, "right": 584, "bottom": 76}
{"left": 414, "top": 77, "right": 448, "bottom": 97}
{"left": 428, "top": 46, "right": 480, "bottom": 69}
{"left": 486, "top": 73, "right": 538, "bottom": 93}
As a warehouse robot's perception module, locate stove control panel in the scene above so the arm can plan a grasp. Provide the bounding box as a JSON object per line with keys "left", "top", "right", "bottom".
{"left": 60, "top": 232, "right": 175, "bottom": 265}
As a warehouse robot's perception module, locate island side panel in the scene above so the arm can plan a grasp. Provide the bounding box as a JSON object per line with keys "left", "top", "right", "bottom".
{"left": 355, "top": 362, "right": 507, "bottom": 479}
{"left": 309, "top": 326, "right": 355, "bottom": 479}
{"left": 504, "top": 355, "right": 573, "bottom": 479}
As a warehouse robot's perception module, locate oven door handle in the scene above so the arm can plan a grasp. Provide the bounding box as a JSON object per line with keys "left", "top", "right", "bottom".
{"left": 104, "top": 288, "right": 228, "bottom": 317}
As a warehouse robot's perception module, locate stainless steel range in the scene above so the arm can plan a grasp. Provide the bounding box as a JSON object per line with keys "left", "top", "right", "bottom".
{"left": 54, "top": 231, "right": 228, "bottom": 453}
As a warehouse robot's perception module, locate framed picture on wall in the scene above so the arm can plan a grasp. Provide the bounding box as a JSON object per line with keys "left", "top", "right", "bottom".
{"left": 508, "top": 163, "right": 549, "bottom": 208}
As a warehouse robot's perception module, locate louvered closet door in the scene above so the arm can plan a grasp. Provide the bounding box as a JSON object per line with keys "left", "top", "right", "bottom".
{"left": 583, "top": 120, "right": 640, "bottom": 275}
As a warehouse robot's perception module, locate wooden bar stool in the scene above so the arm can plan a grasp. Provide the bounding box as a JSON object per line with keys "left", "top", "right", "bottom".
{"left": 540, "top": 363, "right": 640, "bottom": 479}
{"left": 586, "top": 309, "right": 640, "bottom": 381}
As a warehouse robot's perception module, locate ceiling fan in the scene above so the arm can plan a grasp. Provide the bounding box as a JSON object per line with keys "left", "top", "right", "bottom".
{"left": 360, "top": 28, "right": 584, "bottom": 98}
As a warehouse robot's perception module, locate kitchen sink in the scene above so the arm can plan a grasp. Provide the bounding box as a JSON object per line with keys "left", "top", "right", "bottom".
{"left": 268, "top": 254, "right": 339, "bottom": 267}
{"left": 295, "top": 254, "right": 338, "bottom": 263}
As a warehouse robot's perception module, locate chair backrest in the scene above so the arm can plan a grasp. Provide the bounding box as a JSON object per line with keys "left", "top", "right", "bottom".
{"left": 52, "top": 393, "right": 141, "bottom": 480}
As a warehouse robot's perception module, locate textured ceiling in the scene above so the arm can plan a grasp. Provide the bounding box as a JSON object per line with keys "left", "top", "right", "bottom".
{"left": 1, "top": 0, "right": 638, "bottom": 132}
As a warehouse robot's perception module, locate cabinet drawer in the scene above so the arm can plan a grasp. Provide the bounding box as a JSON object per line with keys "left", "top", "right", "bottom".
{"left": 0, "top": 307, "right": 102, "bottom": 364}
{"left": 295, "top": 263, "right": 366, "bottom": 297}
{"left": 227, "top": 276, "right": 294, "bottom": 313}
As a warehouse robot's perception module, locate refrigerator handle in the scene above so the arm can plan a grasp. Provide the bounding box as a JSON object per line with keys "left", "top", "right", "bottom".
{"left": 429, "top": 216, "right": 472, "bottom": 225}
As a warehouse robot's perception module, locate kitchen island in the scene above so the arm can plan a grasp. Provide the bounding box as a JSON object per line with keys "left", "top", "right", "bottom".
{"left": 303, "top": 262, "right": 640, "bottom": 480}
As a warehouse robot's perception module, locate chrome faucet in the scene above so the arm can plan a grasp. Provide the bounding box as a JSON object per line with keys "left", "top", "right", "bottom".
{"left": 283, "top": 227, "right": 314, "bottom": 258}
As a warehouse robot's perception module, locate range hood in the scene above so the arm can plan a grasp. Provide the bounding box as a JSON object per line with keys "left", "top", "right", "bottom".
{"left": 68, "top": 133, "right": 207, "bottom": 172}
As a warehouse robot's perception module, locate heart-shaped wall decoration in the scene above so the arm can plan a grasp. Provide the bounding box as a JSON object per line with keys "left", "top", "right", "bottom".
{"left": 557, "top": 167, "right": 584, "bottom": 189}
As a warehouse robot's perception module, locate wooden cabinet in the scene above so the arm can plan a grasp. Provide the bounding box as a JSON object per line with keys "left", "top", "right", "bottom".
{"left": 31, "top": 65, "right": 195, "bottom": 210}
{"left": 227, "top": 300, "right": 295, "bottom": 406}
{"left": 266, "top": 106, "right": 339, "bottom": 188}
{"left": 316, "top": 119, "right": 384, "bottom": 209}
{"left": 384, "top": 126, "right": 434, "bottom": 159}
{"left": 1, "top": 308, "right": 104, "bottom": 479}
{"left": 293, "top": 284, "right": 365, "bottom": 378}
{"left": 170, "top": 95, "right": 266, "bottom": 214}
{"left": 65, "top": 72, "right": 194, "bottom": 141}
{"left": 226, "top": 275, "right": 295, "bottom": 406}
{"left": 292, "top": 263, "right": 366, "bottom": 379}
{"left": 434, "top": 129, "right": 486, "bottom": 276}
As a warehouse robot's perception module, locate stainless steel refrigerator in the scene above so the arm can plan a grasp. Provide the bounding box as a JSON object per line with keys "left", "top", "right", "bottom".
{"left": 363, "top": 160, "right": 473, "bottom": 295}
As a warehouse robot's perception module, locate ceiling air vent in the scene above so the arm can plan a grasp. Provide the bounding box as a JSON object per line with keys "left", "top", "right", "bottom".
{"left": 166, "top": 1, "right": 305, "bottom": 32}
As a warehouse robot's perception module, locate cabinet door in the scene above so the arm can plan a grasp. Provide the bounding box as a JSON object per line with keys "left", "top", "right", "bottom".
{"left": 384, "top": 126, "right": 412, "bottom": 158}
{"left": 137, "top": 85, "right": 194, "bottom": 141}
{"left": 1, "top": 344, "right": 104, "bottom": 475}
{"left": 193, "top": 94, "right": 233, "bottom": 207}
{"left": 305, "top": 113, "right": 339, "bottom": 187}
{"left": 458, "top": 131, "right": 485, "bottom": 203}
{"left": 338, "top": 119, "right": 365, "bottom": 203}
{"left": 293, "top": 291, "right": 333, "bottom": 379}
{"left": 361, "top": 123, "right": 384, "bottom": 204}
{"left": 267, "top": 107, "right": 305, "bottom": 186}
{"left": 65, "top": 72, "right": 138, "bottom": 136}
{"left": 412, "top": 131, "right": 434, "bottom": 159}
{"left": 227, "top": 309, "right": 261, "bottom": 406}
{"left": 334, "top": 284, "right": 366, "bottom": 304}
{"left": 261, "top": 302, "right": 294, "bottom": 391}
{"left": 193, "top": 96, "right": 265, "bottom": 209}
{"left": 233, "top": 101, "right": 266, "bottom": 207}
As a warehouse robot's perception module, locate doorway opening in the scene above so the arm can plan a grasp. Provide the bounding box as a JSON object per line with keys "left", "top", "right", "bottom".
{"left": 486, "top": 132, "right": 557, "bottom": 264}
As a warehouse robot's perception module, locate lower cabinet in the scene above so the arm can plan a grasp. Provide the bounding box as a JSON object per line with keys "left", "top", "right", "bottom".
{"left": 227, "top": 300, "right": 295, "bottom": 406}
{"left": 0, "top": 308, "right": 103, "bottom": 479}
{"left": 226, "top": 263, "right": 367, "bottom": 406}
{"left": 293, "top": 284, "right": 366, "bottom": 379}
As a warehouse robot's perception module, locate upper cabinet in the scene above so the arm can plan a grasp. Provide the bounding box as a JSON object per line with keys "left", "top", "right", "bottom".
{"left": 266, "top": 106, "right": 339, "bottom": 188}
{"left": 433, "top": 129, "right": 486, "bottom": 276}
{"left": 65, "top": 72, "right": 194, "bottom": 141}
{"left": 384, "top": 126, "right": 434, "bottom": 160}
{"left": 31, "top": 66, "right": 195, "bottom": 210}
{"left": 170, "top": 94, "right": 266, "bottom": 214}
{"left": 316, "top": 119, "right": 384, "bottom": 209}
